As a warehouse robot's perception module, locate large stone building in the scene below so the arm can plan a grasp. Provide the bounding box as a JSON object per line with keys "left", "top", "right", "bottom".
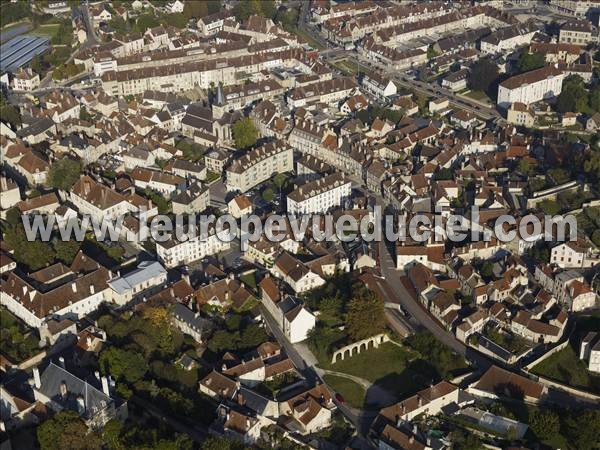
{"left": 497, "top": 65, "right": 564, "bottom": 108}
{"left": 225, "top": 140, "right": 293, "bottom": 193}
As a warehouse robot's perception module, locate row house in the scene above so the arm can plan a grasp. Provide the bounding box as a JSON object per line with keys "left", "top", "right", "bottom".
{"left": 287, "top": 77, "right": 357, "bottom": 109}
{"left": 479, "top": 22, "right": 539, "bottom": 54}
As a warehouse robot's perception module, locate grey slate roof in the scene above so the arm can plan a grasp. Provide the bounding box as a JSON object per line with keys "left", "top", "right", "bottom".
{"left": 38, "top": 362, "right": 113, "bottom": 420}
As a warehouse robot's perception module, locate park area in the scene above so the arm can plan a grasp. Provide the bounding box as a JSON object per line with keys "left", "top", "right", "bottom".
{"left": 320, "top": 334, "right": 468, "bottom": 410}
{"left": 531, "top": 312, "right": 600, "bottom": 395}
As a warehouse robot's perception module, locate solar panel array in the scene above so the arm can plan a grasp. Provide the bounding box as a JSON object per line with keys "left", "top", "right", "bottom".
{"left": 0, "top": 35, "right": 50, "bottom": 72}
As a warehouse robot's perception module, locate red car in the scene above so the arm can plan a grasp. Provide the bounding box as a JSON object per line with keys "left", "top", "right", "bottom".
{"left": 335, "top": 393, "right": 345, "bottom": 404}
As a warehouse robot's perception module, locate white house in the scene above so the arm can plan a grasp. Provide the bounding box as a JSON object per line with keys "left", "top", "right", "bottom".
{"left": 12, "top": 68, "right": 40, "bottom": 92}
{"left": 259, "top": 275, "right": 316, "bottom": 343}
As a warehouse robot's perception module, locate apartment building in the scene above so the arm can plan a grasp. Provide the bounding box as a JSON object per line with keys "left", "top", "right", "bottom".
{"left": 156, "top": 228, "right": 231, "bottom": 268}
{"left": 287, "top": 172, "right": 351, "bottom": 215}
{"left": 497, "top": 65, "right": 564, "bottom": 108}
{"left": 225, "top": 140, "right": 293, "bottom": 193}
{"left": 287, "top": 77, "right": 357, "bottom": 108}
{"left": 559, "top": 20, "right": 596, "bottom": 45}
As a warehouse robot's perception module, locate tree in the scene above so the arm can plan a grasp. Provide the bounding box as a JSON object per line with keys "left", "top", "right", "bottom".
{"left": 529, "top": 410, "right": 560, "bottom": 440}
{"left": 47, "top": 158, "right": 82, "bottom": 191}
{"left": 3, "top": 225, "right": 55, "bottom": 270}
{"left": 262, "top": 188, "right": 274, "bottom": 202}
{"left": 345, "top": 294, "right": 385, "bottom": 341}
{"left": 54, "top": 240, "right": 81, "bottom": 265}
{"left": 0, "top": 104, "right": 22, "bottom": 128}
{"left": 99, "top": 347, "right": 148, "bottom": 384}
{"left": 564, "top": 410, "right": 600, "bottom": 450}
{"left": 232, "top": 117, "right": 258, "bottom": 149}
{"left": 201, "top": 436, "right": 246, "bottom": 450}
{"left": 163, "top": 12, "right": 187, "bottom": 28}
{"left": 135, "top": 14, "right": 159, "bottom": 33}
{"left": 556, "top": 75, "right": 588, "bottom": 113}
{"left": 517, "top": 52, "right": 545, "bottom": 73}
{"left": 37, "top": 411, "right": 101, "bottom": 450}
{"left": 480, "top": 261, "right": 494, "bottom": 281}
{"left": 589, "top": 86, "right": 600, "bottom": 112}
{"left": 102, "top": 419, "right": 124, "bottom": 450}
{"left": 183, "top": 1, "right": 208, "bottom": 20}
{"left": 31, "top": 54, "right": 44, "bottom": 76}
{"left": 468, "top": 59, "right": 499, "bottom": 94}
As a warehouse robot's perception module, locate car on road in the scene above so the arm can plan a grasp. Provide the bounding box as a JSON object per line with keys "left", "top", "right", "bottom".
{"left": 334, "top": 393, "right": 345, "bottom": 404}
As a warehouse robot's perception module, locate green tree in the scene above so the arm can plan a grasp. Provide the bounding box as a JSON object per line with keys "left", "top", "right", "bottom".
{"left": 480, "top": 261, "right": 494, "bottom": 281}
{"left": 345, "top": 294, "right": 385, "bottom": 341}
{"left": 262, "top": 188, "right": 274, "bottom": 202}
{"left": 163, "top": 12, "right": 187, "bottom": 28}
{"left": 232, "top": 117, "right": 258, "bottom": 149}
{"left": 102, "top": 419, "right": 124, "bottom": 450}
{"left": 183, "top": 1, "right": 208, "bottom": 19}
{"left": 31, "top": 54, "right": 44, "bottom": 76}
{"left": 3, "top": 225, "right": 55, "bottom": 270}
{"left": 589, "top": 86, "right": 600, "bottom": 112}
{"left": 564, "top": 410, "right": 600, "bottom": 450}
{"left": 468, "top": 58, "right": 499, "bottom": 94}
{"left": 556, "top": 75, "right": 588, "bottom": 113}
{"left": 208, "top": 329, "right": 239, "bottom": 353}
{"left": 135, "top": 14, "right": 159, "bottom": 33}
{"left": 0, "top": 104, "right": 22, "bottom": 128}
{"left": 529, "top": 410, "right": 560, "bottom": 440}
{"left": 37, "top": 411, "right": 101, "bottom": 450}
{"left": 99, "top": 347, "right": 148, "bottom": 384}
{"left": 517, "top": 52, "right": 545, "bottom": 73}
{"left": 47, "top": 158, "right": 82, "bottom": 191}
{"left": 201, "top": 436, "right": 246, "bottom": 450}
{"left": 54, "top": 240, "right": 81, "bottom": 265}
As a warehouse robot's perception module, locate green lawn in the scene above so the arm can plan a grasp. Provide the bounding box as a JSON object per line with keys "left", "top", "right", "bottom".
{"left": 332, "top": 59, "right": 360, "bottom": 75}
{"left": 327, "top": 342, "right": 423, "bottom": 398}
{"left": 531, "top": 344, "right": 600, "bottom": 394}
{"left": 205, "top": 170, "right": 221, "bottom": 183}
{"left": 322, "top": 374, "right": 366, "bottom": 409}
{"left": 463, "top": 90, "right": 491, "bottom": 104}
{"left": 240, "top": 272, "right": 257, "bottom": 291}
{"left": 29, "top": 23, "right": 60, "bottom": 39}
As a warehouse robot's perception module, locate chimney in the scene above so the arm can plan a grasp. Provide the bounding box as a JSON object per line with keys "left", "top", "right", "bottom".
{"left": 59, "top": 381, "right": 68, "bottom": 397}
{"left": 58, "top": 356, "right": 65, "bottom": 368}
{"left": 101, "top": 376, "right": 110, "bottom": 396}
{"left": 94, "top": 370, "right": 100, "bottom": 380}
{"left": 409, "top": 435, "right": 415, "bottom": 444}
{"left": 237, "top": 392, "right": 245, "bottom": 406}
{"left": 33, "top": 367, "right": 41, "bottom": 389}
{"left": 71, "top": 283, "right": 77, "bottom": 293}
{"left": 246, "top": 418, "right": 251, "bottom": 429}
{"left": 22, "top": 286, "right": 27, "bottom": 296}
{"left": 222, "top": 363, "right": 227, "bottom": 371}
{"left": 90, "top": 284, "right": 95, "bottom": 295}
{"left": 87, "top": 336, "right": 93, "bottom": 347}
